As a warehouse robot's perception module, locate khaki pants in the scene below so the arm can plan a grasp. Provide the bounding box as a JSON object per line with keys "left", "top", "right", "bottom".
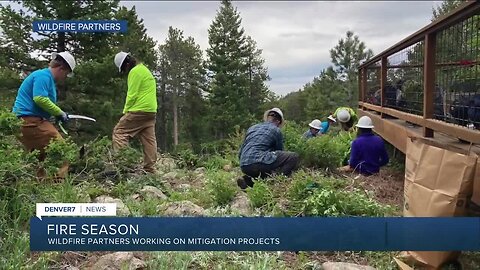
{"left": 112, "top": 112, "right": 157, "bottom": 173}
{"left": 19, "top": 116, "right": 69, "bottom": 180}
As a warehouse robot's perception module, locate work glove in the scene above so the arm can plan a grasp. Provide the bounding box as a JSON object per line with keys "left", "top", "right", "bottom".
{"left": 56, "top": 111, "right": 70, "bottom": 123}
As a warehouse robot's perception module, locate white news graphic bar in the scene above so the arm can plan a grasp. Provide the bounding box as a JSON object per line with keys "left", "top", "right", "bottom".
{"left": 36, "top": 203, "right": 117, "bottom": 220}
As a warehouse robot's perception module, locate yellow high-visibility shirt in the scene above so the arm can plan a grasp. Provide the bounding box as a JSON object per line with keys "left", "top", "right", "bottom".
{"left": 123, "top": 63, "right": 157, "bottom": 114}
{"left": 334, "top": 107, "right": 358, "bottom": 123}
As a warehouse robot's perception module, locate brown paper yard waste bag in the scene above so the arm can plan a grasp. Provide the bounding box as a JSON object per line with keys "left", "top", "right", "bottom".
{"left": 397, "top": 137, "right": 478, "bottom": 269}
{"left": 469, "top": 159, "right": 480, "bottom": 215}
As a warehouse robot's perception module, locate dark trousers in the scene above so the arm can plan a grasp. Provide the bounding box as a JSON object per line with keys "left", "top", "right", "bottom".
{"left": 241, "top": 151, "right": 300, "bottom": 180}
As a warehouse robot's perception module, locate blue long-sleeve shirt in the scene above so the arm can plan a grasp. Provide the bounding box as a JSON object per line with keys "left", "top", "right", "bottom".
{"left": 349, "top": 133, "right": 389, "bottom": 175}
{"left": 320, "top": 121, "right": 330, "bottom": 134}
{"left": 239, "top": 121, "right": 284, "bottom": 167}
{"left": 303, "top": 130, "right": 317, "bottom": 139}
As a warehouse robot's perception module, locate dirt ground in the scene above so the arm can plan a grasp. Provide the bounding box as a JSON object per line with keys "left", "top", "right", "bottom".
{"left": 356, "top": 167, "right": 405, "bottom": 209}
{"left": 282, "top": 251, "right": 370, "bottom": 269}
{"left": 280, "top": 166, "right": 406, "bottom": 269}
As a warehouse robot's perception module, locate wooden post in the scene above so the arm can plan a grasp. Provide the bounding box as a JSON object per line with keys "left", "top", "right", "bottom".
{"left": 380, "top": 57, "right": 387, "bottom": 118}
{"left": 423, "top": 33, "right": 436, "bottom": 138}
{"left": 362, "top": 68, "right": 367, "bottom": 110}
{"left": 358, "top": 69, "right": 363, "bottom": 106}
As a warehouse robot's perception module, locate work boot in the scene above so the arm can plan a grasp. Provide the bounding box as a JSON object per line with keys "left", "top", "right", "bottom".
{"left": 244, "top": 175, "right": 254, "bottom": 188}
{"left": 237, "top": 175, "right": 255, "bottom": 190}
{"left": 237, "top": 177, "right": 248, "bottom": 190}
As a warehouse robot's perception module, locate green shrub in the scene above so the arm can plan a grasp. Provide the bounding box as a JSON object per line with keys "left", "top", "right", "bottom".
{"left": 283, "top": 121, "right": 353, "bottom": 169}
{"left": 287, "top": 172, "right": 319, "bottom": 202}
{"left": 282, "top": 122, "right": 307, "bottom": 154}
{"left": 43, "top": 137, "right": 80, "bottom": 177}
{"left": 0, "top": 110, "right": 22, "bottom": 136}
{"left": 246, "top": 181, "right": 274, "bottom": 209}
{"left": 302, "top": 188, "right": 392, "bottom": 217}
{"left": 113, "top": 146, "right": 142, "bottom": 173}
{"left": 206, "top": 170, "right": 236, "bottom": 206}
{"left": 301, "top": 133, "right": 351, "bottom": 168}
{"left": 201, "top": 155, "right": 231, "bottom": 171}
{"left": 72, "top": 136, "right": 112, "bottom": 173}
{"left": 175, "top": 148, "right": 200, "bottom": 168}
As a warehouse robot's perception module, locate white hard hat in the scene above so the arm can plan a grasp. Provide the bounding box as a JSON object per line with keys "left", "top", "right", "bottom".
{"left": 308, "top": 119, "right": 322, "bottom": 130}
{"left": 337, "top": 109, "right": 351, "bottom": 123}
{"left": 52, "top": 51, "right": 76, "bottom": 77}
{"left": 114, "top": 51, "right": 130, "bottom": 72}
{"left": 263, "top": 107, "right": 284, "bottom": 126}
{"left": 327, "top": 115, "right": 336, "bottom": 122}
{"left": 355, "top": 116, "right": 374, "bottom": 129}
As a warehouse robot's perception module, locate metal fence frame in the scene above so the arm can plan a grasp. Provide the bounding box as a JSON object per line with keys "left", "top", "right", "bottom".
{"left": 358, "top": 0, "right": 480, "bottom": 145}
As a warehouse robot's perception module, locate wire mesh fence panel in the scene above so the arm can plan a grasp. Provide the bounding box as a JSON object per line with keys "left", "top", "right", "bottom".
{"left": 436, "top": 13, "right": 480, "bottom": 129}
{"left": 385, "top": 41, "right": 425, "bottom": 116}
{"left": 365, "top": 61, "right": 381, "bottom": 105}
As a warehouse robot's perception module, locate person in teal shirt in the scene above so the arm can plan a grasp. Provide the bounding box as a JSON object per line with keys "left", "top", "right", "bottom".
{"left": 12, "top": 51, "right": 76, "bottom": 179}
{"left": 319, "top": 115, "right": 336, "bottom": 134}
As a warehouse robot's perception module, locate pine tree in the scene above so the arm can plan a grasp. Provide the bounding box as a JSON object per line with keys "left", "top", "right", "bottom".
{"left": 0, "top": 2, "right": 41, "bottom": 72}
{"left": 206, "top": 0, "right": 250, "bottom": 139}
{"left": 158, "top": 27, "right": 206, "bottom": 150}
{"left": 0, "top": 1, "right": 158, "bottom": 140}
{"left": 305, "top": 67, "right": 347, "bottom": 119}
{"left": 182, "top": 36, "right": 207, "bottom": 152}
{"left": 244, "top": 36, "right": 271, "bottom": 120}
{"left": 432, "top": 0, "right": 465, "bottom": 21}
{"left": 330, "top": 31, "right": 373, "bottom": 105}
{"left": 276, "top": 91, "right": 308, "bottom": 123}
{"left": 1, "top": 0, "right": 119, "bottom": 65}
{"left": 115, "top": 6, "right": 157, "bottom": 68}
{"left": 156, "top": 57, "right": 170, "bottom": 152}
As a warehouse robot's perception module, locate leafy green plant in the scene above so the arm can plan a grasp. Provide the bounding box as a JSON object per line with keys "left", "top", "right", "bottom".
{"left": 175, "top": 148, "right": 200, "bottom": 168}
{"left": 287, "top": 173, "right": 319, "bottom": 202}
{"left": 283, "top": 122, "right": 353, "bottom": 169}
{"left": 0, "top": 110, "right": 22, "bottom": 136}
{"left": 206, "top": 170, "right": 236, "bottom": 206}
{"left": 43, "top": 137, "right": 80, "bottom": 178}
{"left": 201, "top": 155, "right": 231, "bottom": 171}
{"left": 113, "top": 145, "right": 142, "bottom": 173}
{"left": 302, "top": 188, "right": 392, "bottom": 217}
{"left": 246, "top": 181, "right": 275, "bottom": 209}
{"left": 72, "top": 136, "right": 112, "bottom": 174}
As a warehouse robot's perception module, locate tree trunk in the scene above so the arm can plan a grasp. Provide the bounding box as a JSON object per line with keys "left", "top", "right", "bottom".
{"left": 156, "top": 71, "right": 168, "bottom": 151}
{"left": 173, "top": 92, "right": 178, "bottom": 146}
{"left": 57, "top": 32, "right": 66, "bottom": 52}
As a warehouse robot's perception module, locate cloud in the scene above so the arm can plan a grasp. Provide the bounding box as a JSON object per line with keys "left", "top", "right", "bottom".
{"left": 120, "top": 1, "right": 442, "bottom": 95}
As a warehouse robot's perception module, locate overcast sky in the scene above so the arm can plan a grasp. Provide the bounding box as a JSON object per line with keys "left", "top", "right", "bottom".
{"left": 119, "top": 1, "right": 443, "bottom": 96}
{"left": 0, "top": 0, "right": 443, "bottom": 96}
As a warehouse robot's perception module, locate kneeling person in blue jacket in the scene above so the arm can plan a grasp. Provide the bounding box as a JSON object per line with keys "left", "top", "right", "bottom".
{"left": 237, "top": 108, "right": 300, "bottom": 189}
{"left": 303, "top": 119, "right": 322, "bottom": 139}
{"left": 338, "top": 116, "right": 389, "bottom": 176}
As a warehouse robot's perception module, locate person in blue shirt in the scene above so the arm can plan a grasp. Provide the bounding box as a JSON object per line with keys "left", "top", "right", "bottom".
{"left": 338, "top": 116, "right": 389, "bottom": 176}
{"left": 12, "top": 51, "right": 76, "bottom": 179}
{"left": 303, "top": 119, "right": 322, "bottom": 139}
{"left": 319, "top": 115, "right": 336, "bottom": 134}
{"left": 237, "top": 108, "right": 300, "bottom": 189}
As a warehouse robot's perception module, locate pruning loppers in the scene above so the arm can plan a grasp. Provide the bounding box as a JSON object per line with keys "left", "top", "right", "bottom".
{"left": 58, "top": 114, "right": 96, "bottom": 135}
